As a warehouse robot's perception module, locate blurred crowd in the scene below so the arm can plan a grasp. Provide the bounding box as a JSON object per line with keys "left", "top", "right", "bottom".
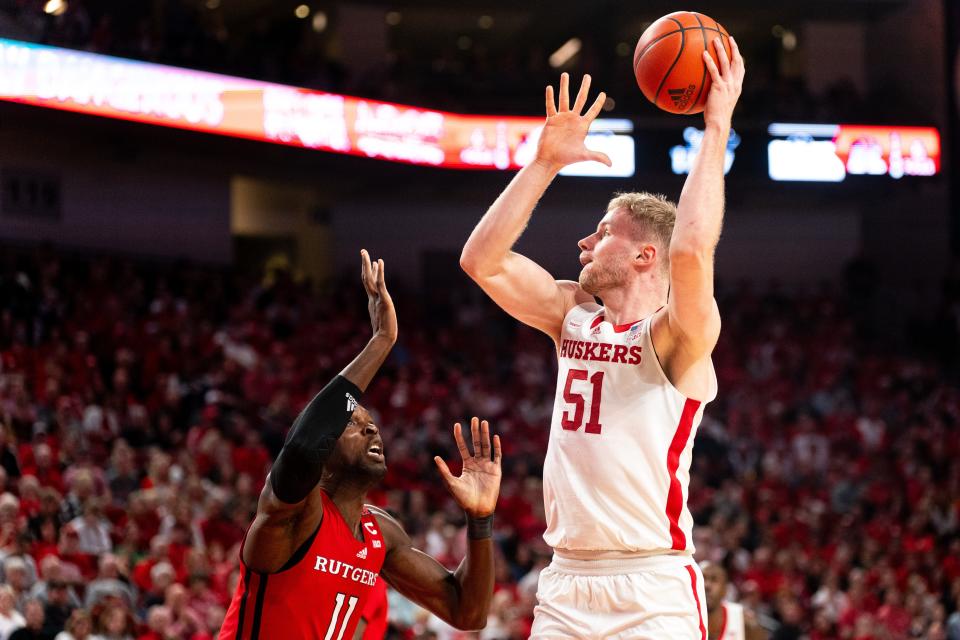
{"left": 0, "top": 0, "right": 903, "bottom": 121}
{"left": 0, "top": 244, "right": 958, "bottom": 640}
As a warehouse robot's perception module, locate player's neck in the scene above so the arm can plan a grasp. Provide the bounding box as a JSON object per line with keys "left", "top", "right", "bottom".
{"left": 598, "top": 276, "right": 667, "bottom": 326}
{"left": 320, "top": 478, "right": 371, "bottom": 538}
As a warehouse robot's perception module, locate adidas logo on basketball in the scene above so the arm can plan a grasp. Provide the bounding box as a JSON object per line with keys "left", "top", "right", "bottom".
{"left": 667, "top": 85, "right": 696, "bottom": 109}
{"left": 356, "top": 547, "right": 368, "bottom": 559}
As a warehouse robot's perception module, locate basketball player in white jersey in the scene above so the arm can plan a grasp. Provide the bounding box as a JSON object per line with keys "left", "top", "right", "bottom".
{"left": 702, "top": 563, "right": 767, "bottom": 640}
{"left": 460, "top": 36, "right": 744, "bottom": 638}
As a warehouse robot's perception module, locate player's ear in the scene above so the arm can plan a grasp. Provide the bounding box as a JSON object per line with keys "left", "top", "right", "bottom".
{"left": 634, "top": 244, "right": 656, "bottom": 267}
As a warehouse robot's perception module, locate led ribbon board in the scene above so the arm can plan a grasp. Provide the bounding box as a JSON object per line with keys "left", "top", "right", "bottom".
{"left": 768, "top": 123, "right": 940, "bottom": 182}
{"left": 0, "top": 38, "right": 633, "bottom": 177}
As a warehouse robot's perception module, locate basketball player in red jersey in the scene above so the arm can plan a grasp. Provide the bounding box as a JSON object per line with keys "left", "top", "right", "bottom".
{"left": 354, "top": 575, "right": 387, "bottom": 639}
{"left": 219, "top": 250, "right": 502, "bottom": 640}
{"left": 461, "top": 40, "right": 744, "bottom": 638}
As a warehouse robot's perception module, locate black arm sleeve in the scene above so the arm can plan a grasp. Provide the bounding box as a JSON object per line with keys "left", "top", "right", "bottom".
{"left": 270, "top": 375, "right": 362, "bottom": 504}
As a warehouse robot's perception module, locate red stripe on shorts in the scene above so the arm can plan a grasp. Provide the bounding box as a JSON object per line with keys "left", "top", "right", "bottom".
{"left": 685, "top": 564, "right": 707, "bottom": 640}
{"left": 665, "top": 398, "right": 700, "bottom": 549}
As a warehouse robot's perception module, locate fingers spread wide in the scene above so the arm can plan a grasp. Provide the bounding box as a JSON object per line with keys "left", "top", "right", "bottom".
{"left": 546, "top": 85, "right": 557, "bottom": 117}
{"left": 453, "top": 422, "right": 471, "bottom": 460}
{"left": 470, "top": 417, "right": 481, "bottom": 458}
{"left": 480, "top": 420, "right": 491, "bottom": 458}
{"left": 573, "top": 74, "right": 591, "bottom": 114}
{"left": 434, "top": 456, "right": 454, "bottom": 485}
{"left": 558, "top": 72, "right": 570, "bottom": 112}
{"left": 585, "top": 91, "right": 606, "bottom": 120}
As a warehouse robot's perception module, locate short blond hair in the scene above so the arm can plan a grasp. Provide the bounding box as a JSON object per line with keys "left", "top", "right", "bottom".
{"left": 607, "top": 192, "right": 677, "bottom": 259}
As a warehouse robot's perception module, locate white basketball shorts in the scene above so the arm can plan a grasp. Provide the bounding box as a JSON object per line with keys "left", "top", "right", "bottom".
{"left": 530, "top": 554, "right": 707, "bottom": 639}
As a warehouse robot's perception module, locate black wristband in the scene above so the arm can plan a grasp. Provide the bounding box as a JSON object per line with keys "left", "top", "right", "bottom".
{"left": 466, "top": 514, "right": 493, "bottom": 540}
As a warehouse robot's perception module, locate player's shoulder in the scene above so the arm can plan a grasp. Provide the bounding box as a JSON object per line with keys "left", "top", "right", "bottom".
{"left": 365, "top": 505, "right": 405, "bottom": 535}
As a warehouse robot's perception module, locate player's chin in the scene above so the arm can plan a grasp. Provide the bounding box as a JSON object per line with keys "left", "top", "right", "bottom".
{"left": 360, "top": 458, "right": 387, "bottom": 479}
{"left": 578, "top": 269, "right": 598, "bottom": 295}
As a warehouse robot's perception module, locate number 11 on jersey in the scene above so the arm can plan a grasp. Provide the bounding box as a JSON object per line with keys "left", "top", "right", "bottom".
{"left": 324, "top": 592, "right": 359, "bottom": 640}
{"left": 560, "top": 369, "right": 604, "bottom": 434}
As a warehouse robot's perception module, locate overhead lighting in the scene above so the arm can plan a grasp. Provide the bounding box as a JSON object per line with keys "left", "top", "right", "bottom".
{"left": 385, "top": 11, "right": 401, "bottom": 26}
{"left": 603, "top": 97, "right": 615, "bottom": 111}
{"left": 782, "top": 30, "right": 797, "bottom": 51}
{"left": 478, "top": 15, "right": 494, "bottom": 29}
{"left": 312, "top": 11, "right": 327, "bottom": 32}
{"left": 294, "top": 4, "right": 310, "bottom": 19}
{"left": 616, "top": 42, "right": 630, "bottom": 57}
{"left": 549, "top": 37, "right": 581, "bottom": 68}
{"left": 204, "top": 0, "right": 219, "bottom": 8}
{"left": 457, "top": 35, "right": 473, "bottom": 50}
{"left": 43, "top": 0, "right": 67, "bottom": 15}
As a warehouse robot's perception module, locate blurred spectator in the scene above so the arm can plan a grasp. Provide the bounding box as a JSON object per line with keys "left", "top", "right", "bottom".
{"left": 83, "top": 556, "right": 135, "bottom": 612}
{"left": 30, "top": 557, "right": 81, "bottom": 610}
{"left": 2, "top": 558, "right": 33, "bottom": 609}
{"left": 0, "top": 585, "right": 26, "bottom": 640}
{"left": 54, "top": 609, "right": 92, "bottom": 640}
{"left": 134, "top": 606, "right": 171, "bottom": 640}
{"left": 40, "top": 581, "right": 73, "bottom": 637}
{"left": 104, "top": 444, "right": 138, "bottom": 508}
{"left": 8, "top": 598, "right": 49, "bottom": 640}
{"left": 161, "top": 585, "right": 200, "bottom": 638}
{"left": 66, "top": 500, "right": 110, "bottom": 556}
{"left": 139, "top": 562, "right": 174, "bottom": 611}
{"left": 89, "top": 605, "right": 134, "bottom": 640}
{"left": 0, "top": 427, "right": 20, "bottom": 481}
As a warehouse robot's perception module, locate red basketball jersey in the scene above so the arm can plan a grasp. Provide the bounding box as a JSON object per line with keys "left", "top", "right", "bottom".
{"left": 359, "top": 576, "right": 388, "bottom": 639}
{"left": 219, "top": 492, "right": 387, "bottom": 640}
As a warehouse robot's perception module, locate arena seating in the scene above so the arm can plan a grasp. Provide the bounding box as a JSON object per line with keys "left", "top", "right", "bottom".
{"left": 0, "top": 248, "right": 956, "bottom": 639}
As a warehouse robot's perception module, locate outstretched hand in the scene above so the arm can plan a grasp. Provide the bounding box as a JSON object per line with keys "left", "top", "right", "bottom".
{"left": 535, "top": 73, "right": 612, "bottom": 172}
{"left": 702, "top": 36, "right": 745, "bottom": 129}
{"left": 434, "top": 417, "right": 502, "bottom": 518}
{"left": 360, "top": 249, "right": 397, "bottom": 343}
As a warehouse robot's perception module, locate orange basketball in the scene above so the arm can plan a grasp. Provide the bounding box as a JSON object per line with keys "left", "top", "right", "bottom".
{"left": 633, "top": 11, "right": 732, "bottom": 115}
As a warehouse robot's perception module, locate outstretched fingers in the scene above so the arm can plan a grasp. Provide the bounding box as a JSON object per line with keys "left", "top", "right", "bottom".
{"left": 545, "top": 85, "right": 557, "bottom": 117}
{"left": 360, "top": 249, "right": 376, "bottom": 295}
{"left": 558, "top": 72, "right": 570, "bottom": 112}
{"left": 572, "top": 74, "right": 591, "bottom": 114}
{"left": 588, "top": 150, "right": 613, "bottom": 167}
{"left": 453, "top": 422, "right": 471, "bottom": 461}
{"left": 585, "top": 91, "right": 606, "bottom": 121}
{"left": 376, "top": 258, "right": 387, "bottom": 295}
{"left": 480, "top": 420, "right": 491, "bottom": 459}
{"left": 433, "top": 455, "right": 455, "bottom": 486}
{"left": 492, "top": 434, "right": 502, "bottom": 465}
{"left": 470, "top": 417, "right": 481, "bottom": 458}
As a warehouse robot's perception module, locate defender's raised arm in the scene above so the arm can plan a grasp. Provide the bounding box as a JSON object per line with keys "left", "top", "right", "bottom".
{"left": 374, "top": 418, "right": 502, "bottom": 630}
{"left": 244, "top": 250, "right": 396, "bottom": 573}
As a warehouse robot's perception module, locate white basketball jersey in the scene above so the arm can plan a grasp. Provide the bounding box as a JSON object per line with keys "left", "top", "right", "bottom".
{"left": 720, "top": 602, "right": 746, "bottom": 640}
{"left": 542, "top": 303, "right": 716, "bottom": 554}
